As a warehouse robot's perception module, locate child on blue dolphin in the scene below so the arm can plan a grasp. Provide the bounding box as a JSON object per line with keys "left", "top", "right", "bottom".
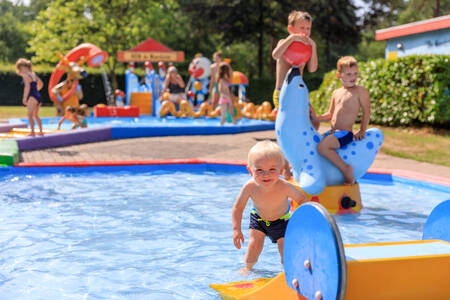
{"left": 312, "top": 56, "right": 371, "bottom": 185}
{"left": 232, "top": 141, "right": 307, "bottom": 274}
{"left": 272, "top": 10, "right": 318, "bottom": 109}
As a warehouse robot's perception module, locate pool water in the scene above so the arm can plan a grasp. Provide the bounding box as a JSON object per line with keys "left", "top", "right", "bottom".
{"left": 10, "top": 116, "right": 274, "bottom": 131}
{"left": 0, "top": 170, "right": 449, "bottom": 299}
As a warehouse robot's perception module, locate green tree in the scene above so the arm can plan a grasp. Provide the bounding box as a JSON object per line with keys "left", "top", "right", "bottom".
{"left": 0, "top": 0, "right": 31, "bottom": 62}
{"left": 178, "top": 0, "right": 275, "bottom": 78}
{"left": 178, "top": 0, "right": 361, "bottom": 80}
{"left": 398, "top": 0, "right": 450, "bottom": 24}
{"left": 29, "top": 0, "right": 181, "bottom": 89}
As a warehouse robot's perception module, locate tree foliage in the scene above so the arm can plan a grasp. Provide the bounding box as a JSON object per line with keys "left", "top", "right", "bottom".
{"left": 178, "top": 0, "right": 361, "bottom": 78}
{"left": 0, "top": 0, "right": 31, "bottom": 61}
{"left": 397, "top": 0, "right": 450, "bottom": 24}
{"left": 29, "top": 0, "right": 182, "bottom": 88}
{"left": 2, "top": 0, "right": 448, "bottom": 92}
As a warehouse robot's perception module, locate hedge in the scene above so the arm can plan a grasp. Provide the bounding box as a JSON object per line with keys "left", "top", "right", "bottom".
{"left": 310, "top": 55, "right": 450, "bottom": 127}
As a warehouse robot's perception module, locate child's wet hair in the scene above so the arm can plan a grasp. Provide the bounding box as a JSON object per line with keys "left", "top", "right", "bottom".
{"left": 248, "top": 140, "right": 285, "bottom": 169}
{"left": 288, "top": 10, "right": 312, "bottom": 26}
{"left": 217, "top": 62, "right": 231, "bottom": 81}
{"left": 15, "top": 58, "right": 32, "bottom": 74}
{"left": 337, "top": 56, "right": 358, "bottom": 73}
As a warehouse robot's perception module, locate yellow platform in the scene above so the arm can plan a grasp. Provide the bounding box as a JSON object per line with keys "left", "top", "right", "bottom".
{"left": 345, "top": 240, "right": 450, "bottom": 300}
{"left": 290, "top": 180, "right": 362, "bottom": 214}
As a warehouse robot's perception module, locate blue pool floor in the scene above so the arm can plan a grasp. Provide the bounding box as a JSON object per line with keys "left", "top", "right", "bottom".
{"left": 0, "top": 168, "right": 449, "bottom": 299}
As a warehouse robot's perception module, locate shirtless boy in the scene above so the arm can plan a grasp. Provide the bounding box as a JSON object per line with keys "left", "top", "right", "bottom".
{"left": 313, "top": 56, "right": 371, "bottom": 185}
{"left": 232, "top": 141, "right": 307, "bottom": 274}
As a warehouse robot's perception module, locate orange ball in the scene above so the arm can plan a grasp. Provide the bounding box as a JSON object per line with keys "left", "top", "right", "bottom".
{"left": 194, "top": 81, "right": 202, "bottom": 91}
{"left": 261, "top": 101, "right": 272, "bottom": 114}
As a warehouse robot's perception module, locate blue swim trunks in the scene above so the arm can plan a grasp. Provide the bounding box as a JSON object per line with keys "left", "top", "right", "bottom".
{"left": 324, "top": 130, "right": 354, "bottom": 148}
{"left": 249, "top": 205, "right": 291, "bottom": 243}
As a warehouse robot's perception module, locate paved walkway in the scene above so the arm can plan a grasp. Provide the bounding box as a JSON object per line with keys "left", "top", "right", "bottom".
{"left": 20, "top": 130, "right": 450, "bottom": 179}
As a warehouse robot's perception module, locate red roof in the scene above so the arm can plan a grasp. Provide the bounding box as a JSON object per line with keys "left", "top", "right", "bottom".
{"left": 129, "top": 38, "right": 173, "bottom": 52}
{"left": 375, "top": 15, "right": 450, "bottom": 41}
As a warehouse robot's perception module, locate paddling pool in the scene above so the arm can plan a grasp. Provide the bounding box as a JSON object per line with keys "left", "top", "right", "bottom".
{"left": 0, "top": 162, "right": 449, "bottom": 299}
{"left": 8, "top": 116, "right": 275, "bottom": 138}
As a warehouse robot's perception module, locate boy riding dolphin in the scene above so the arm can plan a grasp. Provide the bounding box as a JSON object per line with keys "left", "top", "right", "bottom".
{"left": 275, "top": 67, "right": 383, "bottom": 195}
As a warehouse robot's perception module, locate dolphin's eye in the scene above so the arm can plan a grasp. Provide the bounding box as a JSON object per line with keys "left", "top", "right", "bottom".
{"left": 298, "top": 83, "right": 305, "bottom": 88}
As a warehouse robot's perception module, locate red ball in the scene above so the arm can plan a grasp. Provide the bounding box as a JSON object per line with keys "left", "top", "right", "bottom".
{"left": 283, "top": 41, "right": 312, "bottom": 66}
{"left": 187, "top": 91, "right": 195, "bottom": 98}
{"left": 114, "top": 89, "right": 125, "bottom": 97}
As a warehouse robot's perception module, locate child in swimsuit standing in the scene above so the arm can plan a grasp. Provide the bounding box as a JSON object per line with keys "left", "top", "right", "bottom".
{"left": 217, "top": 62, "right": 237, "bottom": 125}
{"left": 232, "top": 141, "right": 307, "bottom": 274}
{"left": 209, "top": 51, "right": 223, "bottom": 110}
{"left": 15, "top": 58, "right": 44, "bottom": 136}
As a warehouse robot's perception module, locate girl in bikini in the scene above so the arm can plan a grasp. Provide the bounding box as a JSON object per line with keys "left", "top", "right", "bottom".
{"left": 16, "top": 58, "right": 44, "bottom": 136}
{"left": 217, "top": 62, "right": 237, "bottom": 125}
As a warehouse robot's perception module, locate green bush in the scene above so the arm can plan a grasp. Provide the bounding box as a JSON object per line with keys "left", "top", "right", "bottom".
{"left": 310, "top": 55, "right": 450, "bottom": 127}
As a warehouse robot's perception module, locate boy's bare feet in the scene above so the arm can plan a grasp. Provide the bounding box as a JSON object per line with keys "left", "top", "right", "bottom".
{"left": 27, "top": 132, "right": 35, "bottom": 137}
{"left": 238, "top": 266, "right": 252, "bottom": 276}
{"left": 37, "top": 132, "right": 44, "bottom": 136}
{"left": 342, "top": 165, "right": 354, "bottom": 185}
{"left": 238, "top": 261, "right": 256, "bottom": 275}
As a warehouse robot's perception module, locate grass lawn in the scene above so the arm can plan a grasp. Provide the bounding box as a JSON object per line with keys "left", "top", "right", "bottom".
{"left": 0, "top": 105, "right": 57, "bottom": 119}
{"left": 379, "top": 126, "right": 450, "bottom": 167}
{"left": 1, "top": 106, "right": 449, "bottom": 167}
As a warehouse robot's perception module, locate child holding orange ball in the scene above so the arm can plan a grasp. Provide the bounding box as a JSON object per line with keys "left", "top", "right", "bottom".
{"left": 272, "top": 10, "right": 319, "bottom": 130}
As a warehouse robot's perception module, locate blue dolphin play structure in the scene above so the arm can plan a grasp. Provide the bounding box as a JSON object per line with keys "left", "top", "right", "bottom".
{"left": 276, "top": 67, "right": 384, "bottom": 195}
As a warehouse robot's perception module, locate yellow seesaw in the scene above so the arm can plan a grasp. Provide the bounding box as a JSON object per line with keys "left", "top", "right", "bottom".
{"left": 211, "top": 200, "right": 450, "bottom": 300}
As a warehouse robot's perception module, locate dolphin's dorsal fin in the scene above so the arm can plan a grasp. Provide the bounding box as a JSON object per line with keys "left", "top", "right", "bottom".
{"left": 287, "top": 67, "right": 301, "bottom": 84}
